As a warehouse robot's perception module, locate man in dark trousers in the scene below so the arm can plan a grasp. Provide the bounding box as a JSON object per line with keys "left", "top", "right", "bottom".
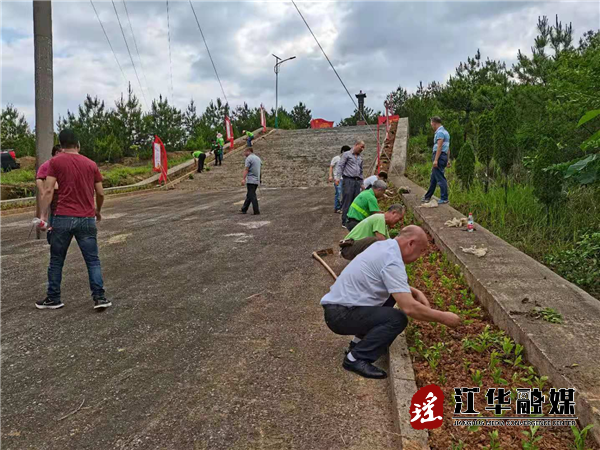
{"left": 192, "top": 149, "right": 206, "bottom": 173}
{"left": 422, "top": 116, "right": 451, "bottom": 205}
{"left": 339, "top": 140, "right": 365, "bottom": 228}
{"left": 321, "top": 226, "right": 460, "bottom": 379}
{"left": 37, "top": 129, "right": 111, "bottom": 310}
{"left": 240, "top": 147, "right": 261, "bottom": 215}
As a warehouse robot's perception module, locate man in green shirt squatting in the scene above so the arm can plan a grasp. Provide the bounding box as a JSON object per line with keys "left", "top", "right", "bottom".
{"left": 242, "top": 130, "right": 254, "bottom": 147}
{"left": 192, "top": 149, "right": 206, "bottom": 173}
{"left": 340, "top": 204, "right": 405, "bottom": 260}
{"left": 346, "top": 180, "right": 387, "bottom": 231}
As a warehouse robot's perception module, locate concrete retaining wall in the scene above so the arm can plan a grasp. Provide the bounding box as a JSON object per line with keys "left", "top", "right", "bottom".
{"left": 388, "top": 118, "right": 600, "bottom": 445}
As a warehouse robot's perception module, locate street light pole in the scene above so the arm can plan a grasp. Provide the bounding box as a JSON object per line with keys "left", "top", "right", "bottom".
{"left": 272, "top": 54, "right": 296, "bottom": 129}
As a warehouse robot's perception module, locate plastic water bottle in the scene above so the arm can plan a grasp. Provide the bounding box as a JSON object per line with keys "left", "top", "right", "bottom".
{"left": 467, "top": 213, "right": 474, "bottom": 233}
{"left": 32, "top": 218, "right": 48, "bottom": 229}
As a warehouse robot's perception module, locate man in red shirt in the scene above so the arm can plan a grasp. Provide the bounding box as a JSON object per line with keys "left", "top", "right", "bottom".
{"left": 37, "top": 129, "right": 111, "bottom": 310}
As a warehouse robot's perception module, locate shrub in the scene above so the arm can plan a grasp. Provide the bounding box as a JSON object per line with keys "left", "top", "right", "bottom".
{"left": 532, "top": 137, "right": 563, "bottom": 209}
{"left": 455, "top": 141, "right": 476, "bottom": 189}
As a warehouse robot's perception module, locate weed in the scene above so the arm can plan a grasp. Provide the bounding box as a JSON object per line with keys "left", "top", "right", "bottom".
{"left": 521, "top": 425, "right": 542, "bottom": 450}
{"left": 535, "top": 307, "right": 564, "bottom": 324}
{"left": 570, "top": 424, "right": 594, "bottom": 450}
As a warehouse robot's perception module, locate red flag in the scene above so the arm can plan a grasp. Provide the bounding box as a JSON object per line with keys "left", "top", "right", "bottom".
{"left": 225, "top": 116, "right": 234, "bottom": 148}
{"left": 260, "top": 104, "right": 266, "bottom": 132}
{"left": 152, "top": 136, "right": 168, "bottom": 184}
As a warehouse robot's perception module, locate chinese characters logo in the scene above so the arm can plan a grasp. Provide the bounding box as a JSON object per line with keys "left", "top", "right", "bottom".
{"left": 410, "top": 384, "right": 444, "bottom": 430}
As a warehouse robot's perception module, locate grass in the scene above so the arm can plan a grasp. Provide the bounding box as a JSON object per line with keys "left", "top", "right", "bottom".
{"left": 0, "top": 154, "right": 193, "bottom": 189}
{"left": 405, "top": 160, "right": 600, "bottom": 297}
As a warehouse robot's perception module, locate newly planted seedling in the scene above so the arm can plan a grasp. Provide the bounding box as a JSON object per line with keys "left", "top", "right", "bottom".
{"left": 483, "top": 430, "right": 501, "bottom": 450}
{"left": 571, "top": 424, "right": 594, "bottom": 450}
{"left": 491, "top": 367, "right": 509, "bottom": 385}
{"left": 521, "top": 425, "right": 542, "bottom": 450}
{"left": 451, "top": 441, "right": 465, "bottom": 450}
{"left": 471, "top": 369, "right": 484, "bottom": 387}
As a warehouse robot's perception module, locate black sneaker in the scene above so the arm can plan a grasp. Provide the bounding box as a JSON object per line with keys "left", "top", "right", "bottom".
{"left": 239, "top": 210, "right": 247, "bottom": 215}
{"left": 94, "top": 297, "right": 112, "bottom": 310}
{"left": 342, "top": 356, "right": 387, "bottom": 379}
{"left": 35, "top": 298, "right": 64, "bottom": 310}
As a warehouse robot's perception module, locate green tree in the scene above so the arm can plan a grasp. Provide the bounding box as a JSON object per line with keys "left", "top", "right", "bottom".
{"left": 231, "top": 103, "right": 261, "bottom": 136}
{"left": 266, "top": 107, "right": 295, "bottom": 129}
{"left": 532, "top": 137, "right": 563, "bottom": 213}
{"left": 493, "top": 97, "right": 519, "bottom": 200}
{"left": 475, "top": 111, "right": 495, "bottom": 193}
{"left": 183, "top": 100, "right": 201, "bottom": 142}
{"left": 111, "top": 83, "right": 146, "bottom": 157}
{"left": 455, "top": 141, "right": 476, "bottom": 189}
{"left": 0, "top": 104, "right": 35, "bottom": 156}
{"left": 94, "top": 133, "right": 123, "bottom": 163}
{"left": 144, "top": 95, "right": 185, "bottom": 152}
{"left": 337, "top": 106, "right": 380, "bottom": 127}
{"left": 290, "top": 102, "right": 312, "bottom": 129}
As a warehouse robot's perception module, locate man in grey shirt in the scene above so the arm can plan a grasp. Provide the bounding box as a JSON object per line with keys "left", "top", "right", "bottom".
{"left": 339, "top": 140, "right": 365, "bottom": 228}
{"left": 240, "top": 147, "right": 261, "bottom": 215}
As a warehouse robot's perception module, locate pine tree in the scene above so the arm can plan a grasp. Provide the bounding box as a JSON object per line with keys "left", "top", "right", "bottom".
{"left": 0, "top": 104, "right": 35, "bottom": 156}
{"left": 476, "top": 111, "right": 495, "bottom": 193}
{"left": 112, "top": 83, "right": 145, "bottom": 157}
{"left": 532, "top": 137, "right": 563, "bottom": 211}
{"left": 493, "top": 97, "right": 518, "bottom": 201}
{"left": 290, "top": 102, "right": 312, "bottom": 129}
{"left": 455, "top": 141, "right": 476, "bottom": 189}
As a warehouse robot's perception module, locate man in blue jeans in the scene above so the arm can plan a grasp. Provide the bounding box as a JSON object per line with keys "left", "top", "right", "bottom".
{"left": 36, "top": 129, "right": 111, "bottom": 310}
{"left": 422, "top": 116, "right": 451, "bottom": 205}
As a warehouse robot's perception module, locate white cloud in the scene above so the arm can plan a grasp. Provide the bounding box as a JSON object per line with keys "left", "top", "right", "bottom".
{"left": 1, "top": 1, "right": 599, "bottom": 127}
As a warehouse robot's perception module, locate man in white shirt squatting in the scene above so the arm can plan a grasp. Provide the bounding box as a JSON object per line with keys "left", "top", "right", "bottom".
{"left": 320, "top": 225, "right": 461, "bottom": 379}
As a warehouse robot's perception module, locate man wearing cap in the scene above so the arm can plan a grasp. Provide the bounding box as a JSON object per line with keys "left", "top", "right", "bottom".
{"left": 345, "top": 180, "right": 387, "bottom": 231}
{"left": 36, "top": 129, "right": 111, "bottom": 310}
{"left": 215, "top": 133, "right": 225, "bottom": 166}
{"left": 339, "top": 204, "right": 405, "bottom": 260}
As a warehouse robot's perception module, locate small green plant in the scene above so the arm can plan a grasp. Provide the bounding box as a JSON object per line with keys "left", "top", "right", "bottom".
{"left": 423, "top": 278, "right": 434, "bottom": 290}
{"left": 502, "top": 337, "right": 515, "bottom": 356}
{"left": 463, "top": 358, "right": 472, "bottom": 372}
{"left": 441, "top": 275, "right": 454, "bottom": 290}
{"left": 439, "top": 324, "right": 447, "bottom": 340}
{"left": 471, "top": 369, "right": 484, "bottom": 387}
{"left": 570, "top": 424, "right": 594, "bottom": 450}
{"left": 451, "top": 441, "right": 465, "bottom": 450}
{"left": 535, "top": 307, "right": 564, "bottom": 324}
{"left": 489, "top": 351, "right": 501, "bottom": 370}
{"left": 438, "top": 370, "right": 447, "bottom": 385}
{"left": 491, "top": 367, "right": 509, "bottom": 385}
{"left": 505, "top": 343, "right": 524, "bottom": 367}
{"left": 466, "top": 292, "right": 476, "bottom": 306}
{"left": 423, "top": 342, "right": 445, "bottom": 371}
{"left": 483, "top": 430, "right": 501, "bottom": 450}
{"left": 521, "top": 425, "right": 542, "bottom": 450}
{"left": 434, "top": 294, "right": 445, "bottom": 308}
{"left": 534, "top": 375, "right": 549, "bottom": 391}
{"left": 429, "top": 252, "right": 438, "bottom": 264}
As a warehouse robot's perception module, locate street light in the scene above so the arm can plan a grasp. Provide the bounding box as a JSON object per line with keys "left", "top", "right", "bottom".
{"left": 273, "top": 54, "right": 296, "bottom": 129}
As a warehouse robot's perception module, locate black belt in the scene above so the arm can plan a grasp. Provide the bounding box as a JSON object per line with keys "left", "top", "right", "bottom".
{"left": 343, "top": 176, "right": 361, "bottom": 181}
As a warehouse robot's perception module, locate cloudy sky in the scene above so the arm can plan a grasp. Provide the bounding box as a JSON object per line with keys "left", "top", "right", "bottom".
{"left": 2, "top": 1, "right": 599, "bottom": 128}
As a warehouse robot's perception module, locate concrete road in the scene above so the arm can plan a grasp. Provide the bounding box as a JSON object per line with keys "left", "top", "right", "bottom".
{"left": 1, "top": 128, "right": 399, "bottom": 449}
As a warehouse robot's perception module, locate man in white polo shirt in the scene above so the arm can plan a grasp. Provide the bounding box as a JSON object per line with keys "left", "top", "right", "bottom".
{"left": 321, "top": 225, "right": 461, "bottom": 379}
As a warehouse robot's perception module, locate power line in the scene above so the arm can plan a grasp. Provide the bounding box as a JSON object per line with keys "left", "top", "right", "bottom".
{"left": 290, "top": 0, "right": 374, "bottom": 131}
{"left": 189, "top": 0, "right": 229, "bottom": 106}
{"left": 111, "top": 0, "right": 148, "bottom": 109}
{"left": 166, "top": 0, "right": 174, "bottom": 101}
{"left": 122, "top": 0, "right": 153, "bottom": 100}
{"left": 90, "top": 0, "right": 127, "bottom": 84}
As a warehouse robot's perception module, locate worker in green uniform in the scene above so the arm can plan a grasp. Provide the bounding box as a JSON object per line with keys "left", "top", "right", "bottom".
{"left": 191, "top": 149, "right": 206, "bottom": 173}
{"left": 339, "top": 204, "right": 405, "bottom": 260}
{"left": 215, "top": 133, "right": 224, "bottom": 166}
{"left": 242, "top": 130, "right": 254, "bottom": 147}
{"left": 345, "top": 180, "right": 387, "bottom": 231}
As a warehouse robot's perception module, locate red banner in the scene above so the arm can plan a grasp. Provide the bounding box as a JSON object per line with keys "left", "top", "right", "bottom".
{"left": 225, "top": 116, "right": 234, "bottom": 148}
{"left": 152, "top": 136, "right": 168, "bottom": 184}
{"left": 260, "top": 104, "right": 266, "bottom": 132}
{"left": 310, "top": 118, "right": 334, "bottom": 129}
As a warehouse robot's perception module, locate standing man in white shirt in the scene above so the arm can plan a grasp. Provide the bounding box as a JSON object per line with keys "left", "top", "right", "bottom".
{"left": 329, "top": 145, "right": 350, "bottom": 213}
{"left": 321, "top": 226, "right": 461, "bottom": 379}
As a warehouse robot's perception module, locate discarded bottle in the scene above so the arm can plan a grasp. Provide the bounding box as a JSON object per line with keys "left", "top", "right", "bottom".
{"left": 32, "top": 218, "right": 48, "bottom": 229}
{"left": 467, "top": 213, "right": 474, "bottom": 233}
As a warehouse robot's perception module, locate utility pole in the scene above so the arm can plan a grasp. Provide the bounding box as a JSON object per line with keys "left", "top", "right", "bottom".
{"left": 272, "top": 54, "right": 296, "bottom": 129}
{"left": 33, "top": 0, "right": 54, "bottom": 238}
